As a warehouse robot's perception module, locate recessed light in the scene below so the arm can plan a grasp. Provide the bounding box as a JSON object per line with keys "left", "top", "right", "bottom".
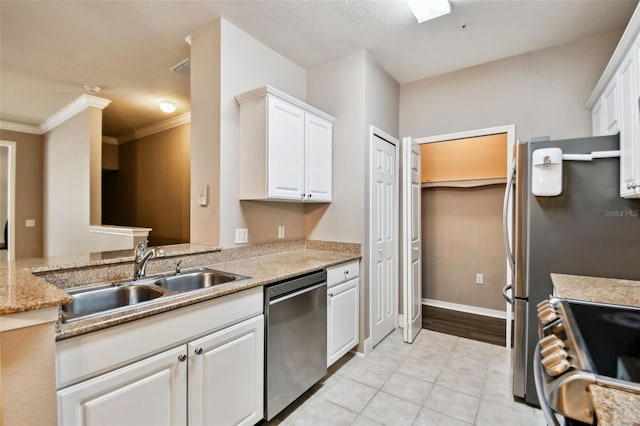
{"left": 159, "top": 100, "right": 176, "bottom": 113}
{"left": 83, "top": 85, "right": 102, "bottom": 93}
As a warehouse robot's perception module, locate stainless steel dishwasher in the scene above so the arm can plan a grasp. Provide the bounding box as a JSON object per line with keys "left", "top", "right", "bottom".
{"left": 264, "top": 270, "right": 327, "bottom": 421}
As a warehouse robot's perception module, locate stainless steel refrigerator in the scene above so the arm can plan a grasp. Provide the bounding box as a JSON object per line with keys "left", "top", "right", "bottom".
{"left": 503, "top": 134, "right": 640, "bottom": 406}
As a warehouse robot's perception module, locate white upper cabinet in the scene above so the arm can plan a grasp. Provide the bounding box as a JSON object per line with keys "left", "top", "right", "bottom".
{"left": 587, "top": 4, "right": 640, "bottom": 199}
{"left": 236, "top": 86, "right": 334, "bottom": 202}
{"left": 618, "top": 45, "right": 638, "bottom": 197}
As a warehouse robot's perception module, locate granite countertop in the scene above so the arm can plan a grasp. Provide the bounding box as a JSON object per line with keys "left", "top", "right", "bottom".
{"left": 551, "top": 273, "right": 640, "bottom": 308}
{"left": 589, "top": 385, "right": 640, "bottom": 426}
{"left": 0, "top": 239, "right": 360, "bottom": 339}
{"left": 56, "top": 248, "right": 360, "bottom": 339}
{"left": 551, "top": 273, "right": 640, "bottom": 426}
{"left": 0, "top": 244, "right": 222, "bottom": 315}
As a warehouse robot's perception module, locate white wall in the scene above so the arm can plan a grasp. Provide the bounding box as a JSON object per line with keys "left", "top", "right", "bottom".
{"left": 399, "top": 30, "right": 622, "bottom": 141}
{"left": 44, "top": 108, "right": 102, "bottom": 257}
{"left": 189, "top": 18, "right": 308, "bottom": 248}
{"left": 219, "top": 19, "right": 308, "bottom": 248}
{"left": 0, "top": 146, "right": 7, "bottom": 244}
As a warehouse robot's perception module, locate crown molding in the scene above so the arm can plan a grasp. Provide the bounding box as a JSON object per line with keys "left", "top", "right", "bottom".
{"left": 40, "top": 94, "right": 111, "bottom": 133}
{"left": 102, "top": 136, "right": 119, "bottom": 145}
{"left": 0, "top": 120, "right": 43, "bottom": 135}
{"left": 118, "top": 112, "right": 191, "bottom": 144}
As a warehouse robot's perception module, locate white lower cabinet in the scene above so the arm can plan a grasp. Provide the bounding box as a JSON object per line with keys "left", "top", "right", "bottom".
{"left": 58, "top": 346, "right": 188, "bottom": 426}
{"left": 188, "top": 315, "right": 264, "bottom": 426}
{"left": 327, "top": 278, "right": 359, "bottom": 366}
{"left": 326, "top": 260, "right": 360, "bottom": 367}
{"left": 56, "top": 288, "right": 264, "bottom": 426}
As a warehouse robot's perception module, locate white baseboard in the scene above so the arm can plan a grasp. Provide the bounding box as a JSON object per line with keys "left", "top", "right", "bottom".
{"left": 359, "top": 337, "right": 372, "bottom": 356}
{"left": 398, "top": 314, "right": 405, "bottom": 329}
{"left": 422, "top": 298, "right": 507, "bottom": 319}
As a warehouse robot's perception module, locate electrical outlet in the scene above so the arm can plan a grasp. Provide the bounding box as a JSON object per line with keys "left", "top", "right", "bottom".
{"left": 476, "top": 273, "right": 484, "bottom": 285}
{"left": 235, "top": 228, "right": 248, "bottom": 244}
{"left": 25, "top": 219, "right": 36, "bottom": 228}
{"left": 278, "top": 225, "right": 285, "bottom": 239}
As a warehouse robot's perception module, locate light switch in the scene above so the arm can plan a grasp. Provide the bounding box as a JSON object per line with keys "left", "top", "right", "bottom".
{"left": 25, "top": 219, "right": 36, "bottom": 228}
{"left": 198, "top": 185, "right": 209, "bottom": 206}
{"left": 278, "top": 225, "right": 285, "bottom": 239}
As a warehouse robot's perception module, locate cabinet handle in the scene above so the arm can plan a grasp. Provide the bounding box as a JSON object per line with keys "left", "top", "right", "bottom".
{"left": 627, "top": 182, "right": 638, "bottom": 190}
{"left": 178, "top": 354, "right": 187, "bottom": 362}
{"left": 301, "top": 193, "right": 306, "bottom": 200}
{"left": 195, "top": 347, "right": 204, "bottom": 355}
{"left": 308, "top": 194, "right": 312, "bottom": 199}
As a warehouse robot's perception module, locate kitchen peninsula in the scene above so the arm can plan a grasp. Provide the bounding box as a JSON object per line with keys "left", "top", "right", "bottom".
{"left": 0, "top": 240, "right": 360, "bottom": 425}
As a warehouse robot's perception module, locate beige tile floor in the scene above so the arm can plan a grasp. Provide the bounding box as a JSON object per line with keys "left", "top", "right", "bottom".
{"left": 268, "top": 328, "right": 547, "bottom": 426}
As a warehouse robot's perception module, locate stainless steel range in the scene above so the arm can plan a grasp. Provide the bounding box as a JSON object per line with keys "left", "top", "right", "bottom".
{"left": 534, "top": 298, "right": 640, "bottom": 425}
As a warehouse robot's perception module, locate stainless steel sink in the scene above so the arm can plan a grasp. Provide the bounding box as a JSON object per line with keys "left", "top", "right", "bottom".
{"left": 62, "top": 284, "right": 165, "bottom": 321}
{"left": 60, "top": 268, "right": 249, "bottom": 322}
{"left": 152, "top": 269, "right": 238, "bottom": 292}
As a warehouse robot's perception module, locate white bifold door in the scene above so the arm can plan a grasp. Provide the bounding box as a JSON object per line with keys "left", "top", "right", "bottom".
{"left": 402, "top": 137, "right": 422, "bottom": 343}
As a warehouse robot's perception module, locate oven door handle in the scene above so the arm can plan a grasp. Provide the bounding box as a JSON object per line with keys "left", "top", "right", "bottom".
{"left": 533, "top": 343, "right": 561, "bottom": 426}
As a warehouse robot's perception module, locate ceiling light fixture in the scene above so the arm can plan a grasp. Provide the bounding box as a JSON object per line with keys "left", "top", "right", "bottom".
{"left": 83, "top": 85, "right": 102, "bottom": 93}
{"left": 159, "top": 100, "right": 176, "bottom": 113}
{"left": 406, "top": 0, "right": 451, "bottom": 23}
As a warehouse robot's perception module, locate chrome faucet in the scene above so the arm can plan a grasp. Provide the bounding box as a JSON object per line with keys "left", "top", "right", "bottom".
{"left": 133, "top": 240, "right": 156, "bottom": 280}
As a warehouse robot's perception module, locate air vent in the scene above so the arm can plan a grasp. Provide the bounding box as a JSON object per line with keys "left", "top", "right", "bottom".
{"left": 171, "top": 58, "right": 190, "bottom": 76}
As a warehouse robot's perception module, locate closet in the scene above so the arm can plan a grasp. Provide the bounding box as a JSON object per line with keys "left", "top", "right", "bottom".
{"left": 420, "top": 133, "right": 508, "bottom": 345}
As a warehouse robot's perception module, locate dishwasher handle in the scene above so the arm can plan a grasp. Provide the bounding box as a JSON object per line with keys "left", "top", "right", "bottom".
{"left": 266, "top": 270, "right": 327, "bottom": 301}
{"left": 268, "top": 282, "right": 326, "bottom": 306}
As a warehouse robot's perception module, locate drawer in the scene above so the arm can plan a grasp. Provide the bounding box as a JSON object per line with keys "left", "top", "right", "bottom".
{"left": 327, "top": 260, "right": 359, "bottom": 288}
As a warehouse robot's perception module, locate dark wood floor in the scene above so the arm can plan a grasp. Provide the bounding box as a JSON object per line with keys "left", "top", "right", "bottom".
{"left": 422, "top": 305, "right": 512, "bottom": 347}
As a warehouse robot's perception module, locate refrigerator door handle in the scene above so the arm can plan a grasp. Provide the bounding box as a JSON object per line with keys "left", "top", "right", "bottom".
{"left": 502, "top": 284, "right": 513, "bottom": 304}
{"left": 503, "top": 167, "right": 516, "bottom": 271}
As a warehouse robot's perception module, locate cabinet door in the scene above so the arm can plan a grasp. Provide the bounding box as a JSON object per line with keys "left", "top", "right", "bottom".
{"left": 603, "top": 77, "right": 619, "bottom": 135}
{"left": 267, "top": 96, "right": 305, "bottom": 200}
{"left": 327, "top": 278, "right": 359, "bottom": 367}
{"left": 592, "top": 99, "right": 604, "bottom": 137}
{"left": 188, "top": 315, "right": 264, "bottom": 426}
{"left": 619, "top": 47, "right": 639, "bottom": 197}
{"left": 304, "top": 113, "right": 333, "bottom": 202}
{"left": 57, "top": 346, "right": 187, "bottom": 426}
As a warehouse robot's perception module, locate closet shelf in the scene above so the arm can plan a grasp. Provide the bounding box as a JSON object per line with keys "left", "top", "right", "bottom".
{"left": 421, "top": 177, "right": 507, "bottom": 188}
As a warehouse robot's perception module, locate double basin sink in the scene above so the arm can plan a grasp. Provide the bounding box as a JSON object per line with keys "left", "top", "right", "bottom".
{"left": 61, "top": 268, "right": 248, "bottom": 323}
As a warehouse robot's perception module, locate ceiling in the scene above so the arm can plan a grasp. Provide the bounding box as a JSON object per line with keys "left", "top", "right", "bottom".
{"left": 0, "top": 0, "right": 637, "bottom": 138}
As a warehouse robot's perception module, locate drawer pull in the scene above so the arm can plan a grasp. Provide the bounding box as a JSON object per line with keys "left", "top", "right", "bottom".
{"left": 195, "top": 347, "right": 204, "bottom": 355}
{"left": 178, "top": 354, "right": 187, "bottom": 362}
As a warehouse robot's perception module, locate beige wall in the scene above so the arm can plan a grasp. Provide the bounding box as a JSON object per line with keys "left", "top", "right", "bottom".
{"left": 1, "top": 322, "right": 57, "bottom": 425}
{"left": 421, "top": 133, "right": 508, "bottom": 182}
{"left": 190, "top": 19, "right": 221, "bottom": 246}
{"left": 102, "top": 124, "right": 191, "bottom": 246}
{"left": 0, "top": 129, "right": 44, "bottom": 258}
{"left": 0, "top": 147, "right": 7, "bottom": 245}
{"left": 306, "top": 52, "right": 367, "bottom": 243}
{"left": 422, "top": 185, "right": 506, "bottom": 311}
{"left": 307, "top": 51, "right": 399, "bottom": 348}
{"left": 399, "top": 30, "right": 622, "bottom": 142}
{"left": 102, "top": 143, "right": 118, "bottom": 170}
{"left": 44, "top": 108, "right": 102, "bottom": 257}
{"left": 218, "top": 19, "right": 307, "bottom": 247}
